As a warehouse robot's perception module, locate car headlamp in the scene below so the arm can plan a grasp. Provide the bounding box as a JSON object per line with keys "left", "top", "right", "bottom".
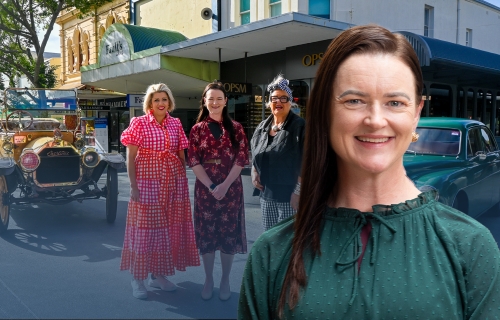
{"left": 19, "top": 149, "right": 40, "bottom": 172}
{"left": 82, "top": 149, "right": 99, "bottom": 168}
{"left": 2, "top": 140, "right": 13, "bottom": 153}
{"left": 74, "top": 138, "right": 85, "bottom": 150}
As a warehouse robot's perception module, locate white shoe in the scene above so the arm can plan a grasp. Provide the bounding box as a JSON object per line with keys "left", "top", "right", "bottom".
{"left": 148, "top": 274, "right": 177, "bottom": 292}
{"left": 131, "top": 279, "right": 148, "bottom": 299}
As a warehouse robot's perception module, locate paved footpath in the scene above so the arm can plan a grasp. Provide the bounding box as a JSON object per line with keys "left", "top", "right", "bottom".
{"left": 0, "top": 169, "right": 263, "bottom": 319}
{"left": 2, "top": 169, "right": 498, "bottom": 319}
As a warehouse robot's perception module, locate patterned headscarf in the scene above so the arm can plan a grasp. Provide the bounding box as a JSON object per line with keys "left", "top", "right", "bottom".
{"left": 268, "top": 78, "right": 293, "bottom": 100}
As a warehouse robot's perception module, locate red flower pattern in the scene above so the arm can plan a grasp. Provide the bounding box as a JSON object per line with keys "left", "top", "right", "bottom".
{"left": 188, "top": 117, "right": 249, "bottom": 255}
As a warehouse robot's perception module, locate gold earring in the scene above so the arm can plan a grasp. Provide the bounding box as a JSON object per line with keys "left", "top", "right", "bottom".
{"left": 411, "top": 132, "right": 419, "bottom": 142}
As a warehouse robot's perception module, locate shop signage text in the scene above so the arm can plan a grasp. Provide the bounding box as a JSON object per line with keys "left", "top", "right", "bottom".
{"left": 223, "top": 82, "right": 251, "bottom": 95}
{"left": 127, "top": 94, "right": 144, "bottom": 107}
{"left": 302, "top": 53, "right": 324, "bottom": 67}
{"left": 106, "top": 41, "right": 124, "bottom": 56}
{"left": 100, "top": 30, "right": 131, "bottom": 67}
{"left": 80, "top": 105, "right": 111, "bottom": 111}
{"left": 97, "top": 99, "right": 127, "bottom": 108}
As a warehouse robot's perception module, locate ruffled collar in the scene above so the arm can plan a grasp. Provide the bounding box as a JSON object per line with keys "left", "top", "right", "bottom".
{"left": 325, "top": 189, "right": 438, "bottom": 306}
{"left": 325, "top": 190, "right": 438, "bottom": 219}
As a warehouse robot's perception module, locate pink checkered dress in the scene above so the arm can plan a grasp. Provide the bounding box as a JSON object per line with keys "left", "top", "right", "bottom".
{"left": 120, "top": 113, "right": 200, "bottom": 279}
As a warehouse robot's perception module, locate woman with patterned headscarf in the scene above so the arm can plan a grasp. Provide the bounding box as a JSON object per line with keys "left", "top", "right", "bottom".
{"left": 250, "top": 74, "right": 305, "bottom": 231}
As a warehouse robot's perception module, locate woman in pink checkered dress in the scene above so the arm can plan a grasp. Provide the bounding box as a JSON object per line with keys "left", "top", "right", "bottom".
{"left": 120, "top": 83, "right": 200, "bottom": 299}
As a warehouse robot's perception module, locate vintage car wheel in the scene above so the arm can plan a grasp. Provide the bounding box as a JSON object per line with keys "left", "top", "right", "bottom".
{"left": 106, "top": 166, "right": 118, "bottom": 223}
{"left": 0, "top": 176, "right": 11, "bottom": 235}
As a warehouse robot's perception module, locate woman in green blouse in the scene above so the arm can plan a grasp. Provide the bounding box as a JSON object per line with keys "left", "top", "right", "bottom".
{"left": 238, "top": 24, "right": 500, "bottom": 319}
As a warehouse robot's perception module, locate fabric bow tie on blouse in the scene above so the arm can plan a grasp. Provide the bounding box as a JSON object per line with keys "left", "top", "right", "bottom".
{"left": 335, "top": 210, "right": 397, "bottom": 306}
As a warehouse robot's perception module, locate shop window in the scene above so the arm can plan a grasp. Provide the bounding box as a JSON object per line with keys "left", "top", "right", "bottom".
{"left": 270, "top": 0, "right": 281, "bottom": 17}
{"left": 289, "top": 80, "right": 309, "bottom": 119}
{"left": 466, "top": 28, "right": 472, "bottom": 47}
{"left": 240, "top": 0, "right": 250, "bottom": 25}
{"left": 424, "top": 5, "right": 434, "bottom": 37}
{"left": 309, "top": 0, "right": 330, "bottom": 19}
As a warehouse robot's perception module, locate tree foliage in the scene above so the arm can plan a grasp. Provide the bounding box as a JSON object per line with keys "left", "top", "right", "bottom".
{"left": 0, "top": 0, "right": 114, "bottom": 88}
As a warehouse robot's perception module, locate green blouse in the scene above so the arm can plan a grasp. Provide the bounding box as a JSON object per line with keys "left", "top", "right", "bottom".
{"left": 238, "top": 191, "right": 500, "bottom": 319}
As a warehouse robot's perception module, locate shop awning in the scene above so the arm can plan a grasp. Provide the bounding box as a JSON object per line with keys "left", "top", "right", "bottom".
{"left": 81, "top": 24, "right": 218, "bottom": 96}
{"left": 161, "top": 12, "right": 352, "bottom": 62}
{"left": 56, "top": 83, "right": 126, "bottom": 100}
{"left": 399, "top": 32, "right": 500, "bottom": 89}
{"left": 57, "top": 82, "right": 85, "bottom": 90}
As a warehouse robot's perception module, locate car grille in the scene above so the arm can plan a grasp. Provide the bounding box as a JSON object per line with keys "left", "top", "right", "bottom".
{"left": 35, "top": 147, "right": 81, "bottom": 184}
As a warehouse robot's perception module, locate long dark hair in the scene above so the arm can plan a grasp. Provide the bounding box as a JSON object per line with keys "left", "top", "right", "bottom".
{"left": 196, "top": 81, "right": 238, "bottom": 149}
{"left": 277, "top": 25, "right": 424, "bottom": 318}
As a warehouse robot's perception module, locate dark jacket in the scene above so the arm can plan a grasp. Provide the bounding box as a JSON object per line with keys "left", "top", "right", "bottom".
{"left": 250, "top": 111, "right": 305, "bottom": 197}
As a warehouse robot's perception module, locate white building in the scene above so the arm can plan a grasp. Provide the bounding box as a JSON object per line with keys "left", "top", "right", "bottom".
{"left": 82, "top": 0, "right": 500, "bottom": 135}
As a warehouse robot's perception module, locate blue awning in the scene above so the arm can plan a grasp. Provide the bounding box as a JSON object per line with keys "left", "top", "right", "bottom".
{"left": 399, "top": 31, "right": 500, "bottom": 74}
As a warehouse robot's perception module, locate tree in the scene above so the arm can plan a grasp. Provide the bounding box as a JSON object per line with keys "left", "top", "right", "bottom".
{"left": 0, "top": 0, "right": 114, "bottom": 88}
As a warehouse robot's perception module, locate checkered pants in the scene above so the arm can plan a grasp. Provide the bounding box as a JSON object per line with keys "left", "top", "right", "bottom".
{"left": 260, "top": 198, "right": 296, "bottom": 231}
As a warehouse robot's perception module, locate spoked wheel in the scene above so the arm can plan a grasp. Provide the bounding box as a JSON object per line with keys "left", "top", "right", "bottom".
{"left": 105, "top": 166, "right": 118, "bottom": 223}
{"left": 0, "top": 176, "right": 11, "bottom": 235}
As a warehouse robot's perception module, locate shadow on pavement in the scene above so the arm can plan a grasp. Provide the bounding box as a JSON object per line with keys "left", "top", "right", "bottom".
{"left": 144, "top": 281, "right": 239, "bottom": 319}
{"left": 1, "top": 199, "right": 128, "bottom": 262}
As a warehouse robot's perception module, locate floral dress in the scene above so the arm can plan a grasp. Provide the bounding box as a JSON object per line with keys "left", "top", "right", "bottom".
{"left": 120, "top": 113, "right": 200, "bottom": 280}
{"left": 188, "top": 117, "right": 249, "bottom": 255}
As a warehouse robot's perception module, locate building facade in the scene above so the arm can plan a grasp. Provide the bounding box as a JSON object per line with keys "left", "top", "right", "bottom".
{"left": 80, "top": 0, "right": 500, "bottom": 140}
{"left": 56, "top": 0, "right": 130, "bottom": 154}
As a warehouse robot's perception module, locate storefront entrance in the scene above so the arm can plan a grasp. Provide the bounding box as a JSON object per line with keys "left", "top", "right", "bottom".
{"left": 109, "top": 107, "right": 129, "bottom": 155}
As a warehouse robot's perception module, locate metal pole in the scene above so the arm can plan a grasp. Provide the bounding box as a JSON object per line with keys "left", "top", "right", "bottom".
{"left": 482, "top": 91, "right": 487, "bottom": 123}
{"left": 217, "top": 0, "right": 222, "bottom": 31}
{"left": 473, "top": 90, "right": 478, "bottom": 120}
{"left": 244, "top": 52, "right": 247, "bottom": 83}
{"left": 218, "top": 48, "right": 221, "bottom": 81}
{"left": 492, "top": 93, "right": 498, "bottom": 135}
{"left": 463, "top": 87, "right": 468, "bottom": 118}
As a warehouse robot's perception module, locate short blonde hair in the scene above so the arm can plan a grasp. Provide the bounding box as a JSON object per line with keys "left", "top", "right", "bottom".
{"left": 142, "top": 83, "right": 176, "bottom": 114}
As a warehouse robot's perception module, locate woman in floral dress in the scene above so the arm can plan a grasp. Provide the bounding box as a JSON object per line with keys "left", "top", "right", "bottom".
{"left": 188, "top": 81, "right": 249, "bottom": 301}
{"left": 120, "top": 83, "right": 199, "bottom": 299}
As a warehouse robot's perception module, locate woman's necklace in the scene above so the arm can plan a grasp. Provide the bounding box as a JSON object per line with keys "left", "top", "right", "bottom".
{"left": 272, "top": 122, "right": 284, "bottom": 132}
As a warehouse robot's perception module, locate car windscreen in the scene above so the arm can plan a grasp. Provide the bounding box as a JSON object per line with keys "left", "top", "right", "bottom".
{"left": 407, "top": 128, "right": 461, "bottom": 155}
{"left": 4, "top": 89, "right": 77, "bottom": 110}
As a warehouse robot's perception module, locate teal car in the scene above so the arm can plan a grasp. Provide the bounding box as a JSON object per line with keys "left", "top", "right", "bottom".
{"left": 404, "top": 117, "right": 500, "bottom": 218}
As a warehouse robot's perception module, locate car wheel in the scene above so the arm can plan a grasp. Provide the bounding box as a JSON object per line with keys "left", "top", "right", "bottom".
{"left": 105, "top": 166, "right": 118, "bottom": 224}
{"left": 0, "top": 176, "right": 11, "bottom": 235}
{"left": 452, "top": 191, "right": 468, "bottom": 214}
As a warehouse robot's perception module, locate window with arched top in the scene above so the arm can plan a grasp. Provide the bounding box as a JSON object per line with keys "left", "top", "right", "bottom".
{"left": 81, "top": 32, "right": 89, "bottom": 66}
{"left": 98, "top": 25, "right": 106, "bottom": 43}
{"left": 77, "top": 32, "right": 82, "bottom": 71}
{"left": 67, "top": 38, "right": 74, "bottom": 73}
{"left": 106, "top": 14, "right": 116, "bottom": 28}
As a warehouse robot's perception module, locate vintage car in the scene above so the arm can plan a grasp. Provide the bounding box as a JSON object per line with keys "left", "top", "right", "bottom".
{"left": 405, "top": 117, "right": 500, "bottom": 218}
{"left": 0, "top": 88, "right": 125, "bottom": 234}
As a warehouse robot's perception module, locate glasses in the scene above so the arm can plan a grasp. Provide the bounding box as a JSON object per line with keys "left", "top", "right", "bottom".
{"left": 269, "top": 96, "right": 290, "bottom": 103}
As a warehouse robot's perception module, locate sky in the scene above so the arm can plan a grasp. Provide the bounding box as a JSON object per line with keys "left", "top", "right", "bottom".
{"left": 42, "top": 0, "right": 500, "bottom": 54}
